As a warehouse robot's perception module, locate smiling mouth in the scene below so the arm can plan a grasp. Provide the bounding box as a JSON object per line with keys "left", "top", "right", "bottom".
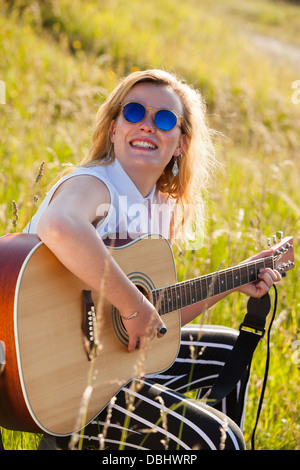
{"left": 130, "top": 140, "right": 158, "bottom": 150}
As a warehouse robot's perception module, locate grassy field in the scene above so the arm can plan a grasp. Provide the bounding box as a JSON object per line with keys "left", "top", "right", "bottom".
{"left": 0, "top": 0, "right": 299, "bottom": 450}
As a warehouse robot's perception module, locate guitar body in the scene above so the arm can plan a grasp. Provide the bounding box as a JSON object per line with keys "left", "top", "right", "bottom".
{"left": 0, "top": 233, "right": 180, "bottom": 436}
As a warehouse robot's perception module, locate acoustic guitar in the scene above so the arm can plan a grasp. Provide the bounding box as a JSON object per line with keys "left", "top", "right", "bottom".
{"left": 0, "top": 232, "right": 294, "bottom": 436}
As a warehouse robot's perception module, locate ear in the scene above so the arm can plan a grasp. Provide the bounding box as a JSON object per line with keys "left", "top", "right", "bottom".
{"left": 109, "top": 120, "right": 116, "bottom": 143}
{"left": 173, "top": 133, "right": 187, "bottom": 157}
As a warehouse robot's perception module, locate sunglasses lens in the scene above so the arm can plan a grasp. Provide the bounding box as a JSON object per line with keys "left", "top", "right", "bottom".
{"left": 123, "top": 102, "right": 146, "bottom": 123}
{"left": 155, "top": 109, "right": 177, "bottom": 131}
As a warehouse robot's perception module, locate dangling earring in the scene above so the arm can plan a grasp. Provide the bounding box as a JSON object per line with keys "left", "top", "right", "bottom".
{"left": 172, "top": 154, "right": 182, "bottom": 177}
{"left": 172, "top": 158, "right": 179, "bottom": 177}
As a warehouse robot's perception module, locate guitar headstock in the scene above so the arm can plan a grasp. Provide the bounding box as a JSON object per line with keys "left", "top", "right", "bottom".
{"left": 268, "top": 232, "right": 295, "bottom": 275}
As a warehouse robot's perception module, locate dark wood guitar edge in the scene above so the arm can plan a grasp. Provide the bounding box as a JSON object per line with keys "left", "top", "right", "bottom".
{"left": 0, "top": 233, "right": 42, "bottom": 432}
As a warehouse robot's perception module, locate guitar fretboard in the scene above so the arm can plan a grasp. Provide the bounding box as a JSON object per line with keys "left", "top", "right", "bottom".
{"left": 152, "top": 256, "right": 274, "bottom": 315}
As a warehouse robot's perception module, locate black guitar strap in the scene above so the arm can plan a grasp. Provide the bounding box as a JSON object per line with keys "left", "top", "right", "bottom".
{"left": 205, "top": 293, "right": 271, "bottom": 407}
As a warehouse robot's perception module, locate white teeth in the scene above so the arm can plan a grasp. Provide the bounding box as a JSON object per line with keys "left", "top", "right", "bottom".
{"left": 131, "top": 140, "right": 156, "bottom": 149}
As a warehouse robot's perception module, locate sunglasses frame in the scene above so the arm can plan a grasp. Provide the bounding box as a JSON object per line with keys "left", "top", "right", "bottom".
{"left": 119, "top": 101, "right": 183, "bottom": 132}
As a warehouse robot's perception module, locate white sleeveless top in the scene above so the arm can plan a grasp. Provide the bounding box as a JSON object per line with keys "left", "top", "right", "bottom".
{"left": 24, "top": 158, "right": 175, "bottom": 242}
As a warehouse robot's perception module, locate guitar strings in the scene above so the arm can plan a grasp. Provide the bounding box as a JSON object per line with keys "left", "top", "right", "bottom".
{"left": 152, "top": 256, "right": 275, "bottom": 316}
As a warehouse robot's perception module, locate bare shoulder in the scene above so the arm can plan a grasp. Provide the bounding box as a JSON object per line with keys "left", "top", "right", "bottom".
{"left": 51, "top": 174, "right": 110, "bottom": 206}
{"left": 43, "top": 174, "right": 111, "bottom": 227}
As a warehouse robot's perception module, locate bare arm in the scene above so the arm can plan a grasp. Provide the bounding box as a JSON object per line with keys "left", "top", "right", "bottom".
{"left": 180, "top": 292, "right": 233, "bottom": 326}
{"left": 37, "top": 175, "right": 164, "bottom": 352}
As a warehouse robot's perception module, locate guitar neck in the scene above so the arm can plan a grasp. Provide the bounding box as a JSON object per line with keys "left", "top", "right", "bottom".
{"left": 152, "top": 255, "right": 274, "bottom": 315}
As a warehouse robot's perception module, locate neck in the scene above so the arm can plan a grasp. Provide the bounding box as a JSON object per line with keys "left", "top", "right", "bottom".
{"left": 151, "top": 255, "right": 275, "bottom": 315}
{"left": 117, "top": 159, "right": 159, "bottom": 198}
{"left": 130, "top": 171, "right": 158, "bottom": 198}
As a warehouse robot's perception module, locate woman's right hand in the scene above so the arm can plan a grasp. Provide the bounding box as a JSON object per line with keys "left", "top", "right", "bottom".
{"left": 120, "top": 296, "right": 166, "bottom": 353}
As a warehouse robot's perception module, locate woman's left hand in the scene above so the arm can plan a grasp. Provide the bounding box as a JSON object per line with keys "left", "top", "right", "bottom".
{"left": 236, "top": 248, "right": 282, "bottom": 298}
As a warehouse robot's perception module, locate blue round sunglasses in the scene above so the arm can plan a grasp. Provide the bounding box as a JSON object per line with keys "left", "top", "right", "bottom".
{"left": 120, "top": 101, "right": 183, "bottom": 132}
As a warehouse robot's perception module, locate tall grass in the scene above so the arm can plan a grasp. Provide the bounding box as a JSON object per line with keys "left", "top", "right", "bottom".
{"left": 0, "top": 0, "right": 299, "bottom": 450}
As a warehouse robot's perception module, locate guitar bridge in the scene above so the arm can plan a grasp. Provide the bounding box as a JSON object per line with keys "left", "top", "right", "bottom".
{"left": 82, "top": 290, "right": 97, "bottom": 360}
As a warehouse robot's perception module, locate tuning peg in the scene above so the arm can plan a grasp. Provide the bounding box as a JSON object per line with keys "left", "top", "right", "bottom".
{"left": 277, "top": 231, "right": 284, "bottom": 240}
{"left": 277, "top": 261, "right": 295, "bottom": 273}
{"left": 273, "top": 235, "right": 277, "bottom": 244}
{"left": 267, "top": 237, "right": 271, "bottom": 248}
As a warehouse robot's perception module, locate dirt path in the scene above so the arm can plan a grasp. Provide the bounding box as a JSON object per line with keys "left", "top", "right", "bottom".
{"left": 250, "top": 33, "right": 300, "bottom": 70}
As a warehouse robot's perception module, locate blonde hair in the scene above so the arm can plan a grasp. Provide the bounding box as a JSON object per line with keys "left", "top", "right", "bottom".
{"left": 81, "top": 69, "right": 217, "bottom": 245}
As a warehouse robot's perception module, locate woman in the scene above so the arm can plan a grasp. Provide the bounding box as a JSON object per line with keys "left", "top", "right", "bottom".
{"left": 26, "top": 69, "right": 281, "bottom": 450}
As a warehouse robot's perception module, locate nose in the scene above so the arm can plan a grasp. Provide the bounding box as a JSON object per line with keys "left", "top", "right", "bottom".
{"left": 138, "top": 112, "right": 156, "bottom": 133}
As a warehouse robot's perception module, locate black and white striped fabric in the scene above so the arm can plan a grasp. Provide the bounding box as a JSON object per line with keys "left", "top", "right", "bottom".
{"left": 53, "top": 324, "right": 248, "bottom": 450}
